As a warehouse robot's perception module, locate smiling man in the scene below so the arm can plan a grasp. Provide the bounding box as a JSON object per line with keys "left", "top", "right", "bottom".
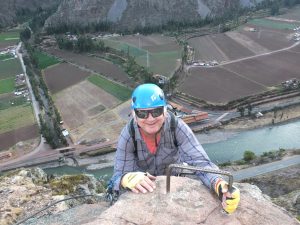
{"left": 109, "top": 83, "right": 240, "bottom": 214}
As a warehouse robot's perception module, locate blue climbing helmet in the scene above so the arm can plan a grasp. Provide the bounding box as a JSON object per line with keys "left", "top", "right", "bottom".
{"left": 131, "top": 83, "right": 166, "bottom": 109}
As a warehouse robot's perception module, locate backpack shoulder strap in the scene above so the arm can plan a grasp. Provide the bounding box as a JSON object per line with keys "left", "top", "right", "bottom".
{"left": 168, "top": 111, "right": 178, "bottom": 147}
{"left": 128, "top": 118, "right": 138, "bottom": 156}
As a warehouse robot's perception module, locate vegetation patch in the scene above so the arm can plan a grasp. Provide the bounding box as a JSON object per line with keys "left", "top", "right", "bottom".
{"left": 103, "top": 39, "right": 147, "bottom": 57}
{"left": 88, "top": 74, "right": 131, "bottom": 101}
{"left": 136, "top": 50, "right": 181, "bottom": 77}
{"left": 87, "top": 104, "right": 106, "bottom": 116}
{"left": 248, "top": 18, "right": 296, "bottom": 30}
{"left": 32, "top": 51, "right": 60, "bottom": 70}
{"left": 0, "top": 104, "right": 35, "bottom": 134}
{"left": 103, "top": 36, "right": 182, "bottom": 76}
{"left": 0, "top": 31, "right": 20, "bottom": 42}
{"left": 0, "top": 54, "right": 14, "bottom": 61}
{"left": 0, "top": 77, "right": 15, "bottom": 94}
{"left": 49, "top": 174, "right": 90, "bottom": 195}
{"left": 0, "top": 95, "right": 27, "bottom": 110}
{"left": 0, "top": 58, "right": 23, "bottom": 80}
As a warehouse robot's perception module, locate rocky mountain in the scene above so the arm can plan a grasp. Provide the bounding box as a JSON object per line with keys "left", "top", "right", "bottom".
{"left": 1, "top": 168, "right": 299, "bottom": 225}
{"left": 0, "top": 0, "right": 61, "bottom": 29}
{"left": 44, "top": 0, "right": 263, "bottom": 32}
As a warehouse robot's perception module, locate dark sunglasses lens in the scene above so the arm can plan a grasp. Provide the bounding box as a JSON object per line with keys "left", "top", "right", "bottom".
{"left": 135, "top": 110, "right": 148, "bottom": 119}
{"left": 135, "top": 107, "right": 164, "bottom": 119}
{"left": 151, "top": 107, "right": 164, "bottom": 117}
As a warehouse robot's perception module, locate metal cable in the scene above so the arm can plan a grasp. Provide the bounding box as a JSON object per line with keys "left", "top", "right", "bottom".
{"left": 15, "top": 194, "right": 103, "bottom": 225}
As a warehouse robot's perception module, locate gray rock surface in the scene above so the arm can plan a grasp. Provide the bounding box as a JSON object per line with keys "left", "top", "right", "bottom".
{"left": 85, "top": 176, "right": 299, "bottom": 225}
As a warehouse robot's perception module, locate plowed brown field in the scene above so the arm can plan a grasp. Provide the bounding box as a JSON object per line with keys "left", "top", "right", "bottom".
{"left": 0, "top": 124, "right": 39, "bottom": 151}
{"left": 44, "top": 63, "right": 91, "bottom": 94}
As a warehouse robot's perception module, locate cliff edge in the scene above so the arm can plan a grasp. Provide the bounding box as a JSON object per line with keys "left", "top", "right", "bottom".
{"left": 6, "top": 170, "right": 298, "bottom": 225}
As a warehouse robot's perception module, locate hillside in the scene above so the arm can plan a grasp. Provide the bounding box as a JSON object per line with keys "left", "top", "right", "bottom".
{"left": 0, "top": 0, "right": 61, "bottom": 29}
{"left": 44, "top": 0, "right": 261, "bottom": 32}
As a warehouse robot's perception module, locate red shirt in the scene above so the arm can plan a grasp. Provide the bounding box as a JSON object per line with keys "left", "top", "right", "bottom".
{"left": 139, "top": 129, "right": 161, "bottom": 154}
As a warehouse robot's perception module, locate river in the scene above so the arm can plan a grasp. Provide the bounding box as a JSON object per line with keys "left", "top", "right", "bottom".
{"left": 44, "top": 119, "right": 300, "bottom": 179}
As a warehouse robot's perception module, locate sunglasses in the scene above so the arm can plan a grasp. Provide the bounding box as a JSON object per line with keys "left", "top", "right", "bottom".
{"left": 134, "top": 107, "right": 164, "bottom": 119}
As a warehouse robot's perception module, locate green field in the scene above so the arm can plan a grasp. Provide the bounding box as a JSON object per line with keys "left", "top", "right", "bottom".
{"left": 88, "top": 74, "right": 131, "bottom": 101}
{"left": 0, "top": 58, "right": 23, "bottom": 79}
{"left": 0, "top": 77, "right": 14, "bottom": 94}
{"left": 0, "top": 95, "right": 27, "bottom": 110}
{"left": 0, "top": 104, "right": 35, "bottom": 134}
{"left": 0, "top": 31, "right": 20, "bottom": 42}
{"left": 0, "top": 53, "right": 14, "bottom": 61}
{"left": 33, "top": 51, "right": 60, "bottom": 70}
{"left": 136, "top": 51, "right": 181, "bottom": 76}
{"left": 103, "top": 39, "right": 182, "bottom": 77}
{"left": 103, "top": 39, "right": 147, "bottom": 57}
{"left": 249, "top": 18, "right": 296, "bottom": 30}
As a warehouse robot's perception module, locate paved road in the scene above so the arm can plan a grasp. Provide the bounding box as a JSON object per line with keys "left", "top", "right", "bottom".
{"left": 232, "top": 155, "right": 300, "bottom": 181}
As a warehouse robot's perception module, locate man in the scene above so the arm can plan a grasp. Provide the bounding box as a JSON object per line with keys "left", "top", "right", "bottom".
{"left": 109, "top": 83, "right": 240, "bottom": 214}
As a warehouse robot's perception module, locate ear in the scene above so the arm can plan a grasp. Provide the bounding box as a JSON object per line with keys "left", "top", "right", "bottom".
{"left": 164, "top": 106, "right": 167, "bottom": 115}
{"left": 132, "top": 110, "right": 137, "bottom": 122}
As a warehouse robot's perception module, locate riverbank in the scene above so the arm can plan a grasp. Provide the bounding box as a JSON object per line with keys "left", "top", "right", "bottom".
{"left": 219, "top": 103, "right": 300, "bottom": 131}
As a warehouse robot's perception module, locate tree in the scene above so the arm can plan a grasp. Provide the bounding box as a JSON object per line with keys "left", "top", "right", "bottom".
{"left": 20, "top": 27, "right": 31, "bottom": 42}
{"left": 243, "top": 150, "right": 256, "bottom": 162}
{"left": 237, "top": 106, "right": 245, "bottom": 117}
{"left": 247, "top": 104, "right": 252, "bottom": 116}
{"left": 270, "top": 1, "right": 280, "bottom": 15}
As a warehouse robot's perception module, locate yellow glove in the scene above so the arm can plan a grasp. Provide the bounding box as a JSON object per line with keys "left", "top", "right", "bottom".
{"left": 121, "top": 172, "right": 146, "bottom": 190}
{"left": 215, "top": 179, "right": 240, "bottom": 214}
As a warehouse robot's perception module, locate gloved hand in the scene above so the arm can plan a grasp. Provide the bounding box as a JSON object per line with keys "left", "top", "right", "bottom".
{"left": 121, "top": 172, "right": 146, "bottom": 189}
{"left": 121, "top": 172, "right": 156, "bottom": 193}
{"left": 215, "top": 179, "right": 240, "bottom": 214}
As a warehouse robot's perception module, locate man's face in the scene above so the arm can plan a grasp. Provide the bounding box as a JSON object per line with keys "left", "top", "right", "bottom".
{"left": 134, "top": 107, "right": 165, "bottom": 135}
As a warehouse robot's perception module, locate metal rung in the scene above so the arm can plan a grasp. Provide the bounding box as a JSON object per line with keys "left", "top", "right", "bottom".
{"left": 166, "top": 164, "right": 233, "bottom": 193}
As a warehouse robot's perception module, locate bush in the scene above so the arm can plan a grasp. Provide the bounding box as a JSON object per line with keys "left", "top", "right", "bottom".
{"left": 235, "top": 159, "right": 246, "bottom": 165}
{"left": 243, "top": 150, "right": 256, "bottom": 162}
{"left": 218, "top": 161, "right": 232, "bottom": 167}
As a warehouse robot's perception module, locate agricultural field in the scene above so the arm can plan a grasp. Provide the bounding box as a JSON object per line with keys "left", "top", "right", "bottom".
{"left": 248, "top": 18, "right": 297, "bottom": 30}
{"left": 180, "top": 42, "right": 300, "bottom": 103}
{"left": 0, "top": 77, "right": 14, "bottom": 94}
{"left": 0, "top": 45, "right": 38, "bottom": 150}
{"left": 0, "top": 30, "right": 19, "bottom": 49}
{"left": 45, "top": 48, "right": 133, "bottom": 86}
{"left": 71, "top": 101, "right": 130, "bottom": 144}
{"left": 0, "top": 58, "right": 23, "bottom": 79}
{"left": 53, "top": 79, "right": 122, "bottom": 130}
{"left": 44, "top": 61, "right": 132, "bottom": 143}
{"left": 0, "top": 104, "right": 35, "bottom": 134}
{"left": 87, "top": 75, "right": 131, "bottom": 101}
{"left": 276, "top": 5, "right": 300, "bottom": 21}
{"left": 182, "top": 66, "right": 265, "bottom": 103}
{"left": 32, "top": 50, "right": 60, "bottom": 70}
{"left": 43, "top": 62, "right": 91, "bottom": 94}
{"left": 181, "top": 9, "right": 300, "bottom": 104}
{"left": 189, "top": 20, "right": 294, "bottom": 64}
{"left": 0, "top": 124, "right": 39, "bottom": 151}
{"left": 0, "top": 103, "right": 38, "bottom": 150}
{"left": 102, "top": 34, "right": 182, "bottom": 77}
{"left": 188, "top": 35, "right": 228, "bottom": 62}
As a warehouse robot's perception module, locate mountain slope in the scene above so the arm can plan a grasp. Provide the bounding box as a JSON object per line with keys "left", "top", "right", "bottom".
{"left": 44, "top": 0, "right": 262, "bottom": 32}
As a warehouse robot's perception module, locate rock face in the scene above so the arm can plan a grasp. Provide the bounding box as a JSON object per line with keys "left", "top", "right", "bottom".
{"left": 44, "top": 0, "right": 258, "bottom": 32}
{"left": 86, "top": 176, "right": 299, "bottom": 225}
{"left": 0, "top": 168, "right": 105, "bottom": 225}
